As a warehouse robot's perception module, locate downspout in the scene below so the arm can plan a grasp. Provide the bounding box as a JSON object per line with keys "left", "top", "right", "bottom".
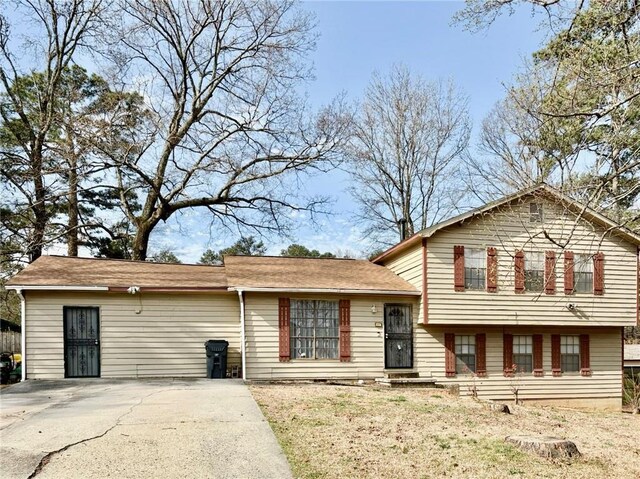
{"left": 16, "top": 288, "right": 26, "bottom": 381}
{"left": 237, "top": 290, "right": 247, "bottom": 381}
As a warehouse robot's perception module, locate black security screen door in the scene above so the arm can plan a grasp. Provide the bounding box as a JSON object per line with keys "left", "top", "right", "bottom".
{"left": 384, "top": 304, "right": 413, "bottom": 369}
{"left": 64, "top": 307, "right": 100, "bottom": 378}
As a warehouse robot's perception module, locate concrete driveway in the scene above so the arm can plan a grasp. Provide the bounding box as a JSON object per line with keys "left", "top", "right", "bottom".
{"left": 0, "top": 379, "right": 292, "bottom": 479}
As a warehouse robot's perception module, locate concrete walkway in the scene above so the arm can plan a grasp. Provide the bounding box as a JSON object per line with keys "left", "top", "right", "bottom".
{"left": 0, "top": 379, "right": 292, "bottom": 479}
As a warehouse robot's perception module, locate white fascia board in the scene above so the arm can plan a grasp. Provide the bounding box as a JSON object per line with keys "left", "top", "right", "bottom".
{"left": 5, "top": 285, "right": 109, "bottom": 291}
{"left": 227, "top": 287, "right": 420, "bottom": 296}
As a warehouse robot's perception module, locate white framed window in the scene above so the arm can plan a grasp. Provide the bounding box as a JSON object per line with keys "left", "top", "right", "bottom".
{"left": 525, "top": 252, "right": 544, "bottom": 292}
{"left": 574, "top": 254, "right": 593, "bottom": 293}
{"left": 455, "top": 335, "right": 476, "bottom": 374}
{"left": 560, "top": 335, "right": 580, "bottom": 372}
{"left": 513, "top": 335, "right": 533, "bottom": 373}
{"left": 290, "top": 300, "right": 339, "bottom": 359}
{"left": 465, "top": 248, "right": 486, "bottom": 290}
{"left": 529, "top": 203, "right": 543, "bottom": 223}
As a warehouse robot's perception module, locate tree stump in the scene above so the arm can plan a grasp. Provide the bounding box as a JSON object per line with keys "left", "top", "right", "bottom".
{"left": 488, "top": 403, "right": 511, "bottom": 414}
{"left": 505, "top": 435, "right": 581, "bottom": 460}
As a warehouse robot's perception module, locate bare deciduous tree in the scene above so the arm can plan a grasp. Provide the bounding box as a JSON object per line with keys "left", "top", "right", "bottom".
{"left": 347, "top": 65, "right": 470, "bottom": 246}
{"left": 101, "top": 0, "right": 351, "bottom": 260}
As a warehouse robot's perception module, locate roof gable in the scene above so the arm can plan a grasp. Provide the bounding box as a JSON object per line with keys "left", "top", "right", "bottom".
{"left": 373, "top": 184, "right": 640, "bottom": 264}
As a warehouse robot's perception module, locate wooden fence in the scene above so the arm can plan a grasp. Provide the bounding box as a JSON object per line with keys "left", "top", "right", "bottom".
{"left": 1, "top": 331, "right": 21, "bottom": 353}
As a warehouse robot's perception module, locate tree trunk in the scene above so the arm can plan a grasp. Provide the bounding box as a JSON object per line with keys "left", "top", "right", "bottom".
{"left": 131, "top": 224, "right": 152, "bottom": 261}
{"left": 67, "top": 146, "right": 79, "bottom": 257}
{"left": 29, "top": 148, "right": 47, "bottom": 263}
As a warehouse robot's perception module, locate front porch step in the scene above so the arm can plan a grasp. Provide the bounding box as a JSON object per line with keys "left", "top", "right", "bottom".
{"left": 375, "top": 377, "right": 438, "bottom": 388}
{"left": 384, "top": 371, "right": 420, "bottom": 379}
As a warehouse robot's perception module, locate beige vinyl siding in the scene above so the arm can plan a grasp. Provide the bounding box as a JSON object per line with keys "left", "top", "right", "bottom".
{"left": 24, "top": 291, "right": 240, "bottom": 379}
{"left": 244, "top": 292, "right": 419, "bottom": 380}
{"left": 426, "top": 199, "right": 637, "bottom": 326}
{"left": 416, "top": 325, "right": 622, "bottom": 403}
{"left": 381, "top": 243, "right": 424, "bottom": 323}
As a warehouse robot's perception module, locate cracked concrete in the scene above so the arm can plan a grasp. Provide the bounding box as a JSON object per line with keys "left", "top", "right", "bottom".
{"left": 0, "top": 379, "right": 292, "bottom": 479}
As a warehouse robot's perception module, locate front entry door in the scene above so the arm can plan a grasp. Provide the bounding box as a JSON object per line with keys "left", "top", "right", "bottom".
{"left": 384, "top": 304, "right": 413, "bottom": 369}
{"left": 64, "top": 307, "right": 100, "bottom": 377}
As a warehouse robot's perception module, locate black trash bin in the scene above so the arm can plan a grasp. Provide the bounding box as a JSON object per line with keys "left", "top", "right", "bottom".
{"left": 205, "top": 340, "right": 229, "bottom": 379}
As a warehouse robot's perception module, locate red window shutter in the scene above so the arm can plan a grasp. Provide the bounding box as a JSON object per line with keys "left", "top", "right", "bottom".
{"left": 551, "top": 334, "right": 561, "bottom": 376}
{"left": 545, "top": 251, "right": 556, "bottom": 295}
{"left": 564, "top": 251, "right": 574, "bottom": 295}
{"left": 444, "top": 333, "right": 456, "bottom": 377}
{"left": 593, "top": 252, "right": 604, "bottom": 295}
{"left": 514, "top": 251, "right": 525, "bottom": 294}
{"left": 580, "top": 334, "right": 591, "bottom": 376}
{"left": 533, "top": 334, "right": 543, "bottom": 377}
{"left": 453, "top": 246, "right": 465, "bottom": 292}
{"left": 278, "top": 298, "right": 290, "bottom": 362}
{"left": 503, "top": 333, "right": 513, "bottom": 377}
{"left": 339, "top": 299, "right": 351, "bottom": 362}
{"left": 476, "top": 333, "right": 487, "bottom": 377}
{"left": 486, "top": 248, "right": 497, "bottom": 293}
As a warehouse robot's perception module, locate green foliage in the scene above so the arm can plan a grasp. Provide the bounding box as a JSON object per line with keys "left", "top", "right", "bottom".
{"left": 1, "top": 65, "right": 147, "bottom": 261}
{"left": 199, "top": 236, "right": 267, "bottom": 265}
{"left": 469, "top": 1, "right": 640, "bottom": 223}
{"left": 150, "top": 249, "right": 182, "bottom": 264}
{"left": 198, "top": 249, "right": 221, "bottom": 265}
{"left": 280, "top": 244, "right": 336, "bottom": 258}
{"left": 530, "top": 1, "right": 640, "bottom": 217}
{"left": 0, "top": 252, "right": 23, "bottom": 325}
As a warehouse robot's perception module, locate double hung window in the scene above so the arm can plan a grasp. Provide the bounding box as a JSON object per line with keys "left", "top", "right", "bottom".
{"left": 524, "top": 252, "right": 544, "bottom": 292}
{"left": 455, "top": 335, "right": 476, "bottom": 374}
{"left": 574, "top": 254, "right": 593, "bottom": 293}
{"left": 465, "top": 249, "right": 486, "bottom": 290}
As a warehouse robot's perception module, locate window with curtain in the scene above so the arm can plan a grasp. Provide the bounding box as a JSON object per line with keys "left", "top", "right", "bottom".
{"left": 290, "top": 300, "right": 339, "bottom": 359}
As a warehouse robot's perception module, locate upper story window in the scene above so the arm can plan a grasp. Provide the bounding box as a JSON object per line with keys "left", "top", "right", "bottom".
{"left": 574, "top": 254, "right": 593, "bottom": 293}
{"left": 524, "top": 252, "right": 544, "bottom": 292}
{"left": 529, "top": 203, "right": 543, "bottom": 223}
{"left": 465, "top": 248, "right": 486, "bottom": 290}
{"left": 560, "top": 335, "right": 580, "bottom": 372}
{"left": 455, "top": 335, "right": 476, "bottom": 374}
{"left": 290, "top": 300, "right": 339, "bottom": 359}
{"left": 513, "top": 335, "right": 533, "bottom": 373}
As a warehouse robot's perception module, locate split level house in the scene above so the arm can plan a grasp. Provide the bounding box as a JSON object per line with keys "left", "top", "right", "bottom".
{"left": 7, "top": 184, "right": 640, "bottom": 409}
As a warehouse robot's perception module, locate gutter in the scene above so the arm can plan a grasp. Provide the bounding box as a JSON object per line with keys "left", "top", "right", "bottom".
{"left": 5, "top": 285, "right": 109, "bottom": 291}
{"left": 228, "top": 287, "right": 420, "bottom": 296}
{"left": 16, "top": 288, "right": 26, "bottom": 381}
{"left": 237, "top": 289, "right": 247, "bottom": 381}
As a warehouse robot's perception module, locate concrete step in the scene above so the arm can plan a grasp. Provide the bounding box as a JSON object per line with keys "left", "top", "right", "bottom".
{"left": 383, "top": 371, "right": 420, "bottom": 379}
{"left": 375, "top": 377, "right": 438, "bottom": 388}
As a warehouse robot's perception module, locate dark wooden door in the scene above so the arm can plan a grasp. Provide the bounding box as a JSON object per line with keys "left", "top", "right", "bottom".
{"left": 384, "top": 304, "right": 413, "bottom": 369}
{"left": 64, "top": 307, "right": 100, "bottom": 378}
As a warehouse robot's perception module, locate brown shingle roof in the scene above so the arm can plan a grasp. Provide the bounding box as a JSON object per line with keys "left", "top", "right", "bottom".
{"left": 7, "top": 255, "right": 418, "bottom": 294}
{"left": 6, "top": 255, "right": 227, "bottom": 290}
{"left": 223, "top": 256, "right": 418, "bottom": 293}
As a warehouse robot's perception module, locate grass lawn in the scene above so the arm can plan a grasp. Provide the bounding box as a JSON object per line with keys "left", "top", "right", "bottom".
{"left": 251, "top": 384, "right": 640, "bottom": 479}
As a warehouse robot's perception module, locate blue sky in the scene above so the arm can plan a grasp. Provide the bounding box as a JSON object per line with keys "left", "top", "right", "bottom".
{"left": 150, "top": 1, "right": 547, "bottom": 262}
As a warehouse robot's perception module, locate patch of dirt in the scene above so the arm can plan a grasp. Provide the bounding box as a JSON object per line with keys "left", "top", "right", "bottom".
{"left": 251, "top": 384, "right": 640, "bottom": 479}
